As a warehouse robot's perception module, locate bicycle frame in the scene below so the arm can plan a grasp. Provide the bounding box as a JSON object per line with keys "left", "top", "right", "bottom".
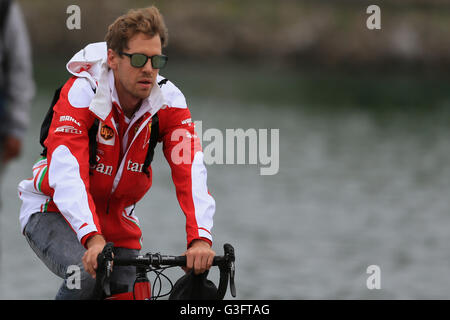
{"left": 105, "top": 267, "right": 151, "bottom": 300}
{"left": 105, "top": 283, "right": 150, "bottom": 300}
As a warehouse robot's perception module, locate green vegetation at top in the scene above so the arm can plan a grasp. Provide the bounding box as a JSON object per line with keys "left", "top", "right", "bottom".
{"left": 19, "top": 0, "right": 450, "bottom": 72}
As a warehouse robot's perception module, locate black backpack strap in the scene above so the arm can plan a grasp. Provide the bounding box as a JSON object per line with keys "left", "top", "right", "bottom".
{"left": 88, "top": 118, "right": 99, "bottom": 168}
{"left": 142, "top": 114, "right": 159, "bottom": 177}
{"left": 40, "top": 86, "right": 63, "bottom": 156}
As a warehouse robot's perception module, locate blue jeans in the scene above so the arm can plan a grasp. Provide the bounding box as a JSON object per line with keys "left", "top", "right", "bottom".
{"left": 24, "top": 212, "right": 138, "bottom": 300}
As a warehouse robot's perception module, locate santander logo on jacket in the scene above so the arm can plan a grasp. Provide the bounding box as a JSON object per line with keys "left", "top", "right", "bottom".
{"left": 17, "top": 42, "right": 215, "bottom": 250}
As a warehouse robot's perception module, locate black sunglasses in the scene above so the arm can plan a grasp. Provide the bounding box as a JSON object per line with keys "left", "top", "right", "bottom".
{"left": 119, "top": 52, "right": 168, "bottom": 69}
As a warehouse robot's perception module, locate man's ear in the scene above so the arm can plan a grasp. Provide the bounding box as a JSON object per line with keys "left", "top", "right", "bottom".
{"left": 107, "top": 49, "right": 118, "bottom": 70}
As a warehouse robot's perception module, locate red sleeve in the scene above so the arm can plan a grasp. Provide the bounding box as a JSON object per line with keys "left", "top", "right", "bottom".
{"left": 158, "top": 106, "right": 215, "bottom": 248}
{"left": 44, "top": 77, "right": 102, "bottom": 243}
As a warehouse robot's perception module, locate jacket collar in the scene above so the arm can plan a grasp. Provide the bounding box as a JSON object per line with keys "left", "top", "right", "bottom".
{"left": 89, "top": 62, "right": 166, "bottom": 122}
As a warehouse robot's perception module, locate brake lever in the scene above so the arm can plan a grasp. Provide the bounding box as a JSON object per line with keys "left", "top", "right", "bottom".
{"left": 106, "top": 260, "right": 112, "bottom": 277}
{"left": 96, "top": 242, "right": 114, "bottom": 297}
{"left": 229, "top": 260, "right": 236, "bottom": 297}
{"left": 223, "top": 243, "right": 236, "bottom": 298}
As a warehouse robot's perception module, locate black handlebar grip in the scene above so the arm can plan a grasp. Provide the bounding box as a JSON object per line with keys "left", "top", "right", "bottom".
{"left": 173, "top": 256, "right": 186, "bottom": 266}
{"left": 165, "top": 255, "right": 226, "bottom": 267}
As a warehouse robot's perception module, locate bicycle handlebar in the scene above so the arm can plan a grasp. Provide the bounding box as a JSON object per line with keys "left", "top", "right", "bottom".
{"left": 94, "top": 242, "right": 236, "bottom": 300}
{"left": 114, "top": 253, "right": 226, "bottom": 267}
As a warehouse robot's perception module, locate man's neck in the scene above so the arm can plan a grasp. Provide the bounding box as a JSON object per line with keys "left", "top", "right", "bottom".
{"left": 119, "top": 97, "right": 142, "bottom": 119}
{"left": 114, "top": 80, "right": 142, "bottom": 119}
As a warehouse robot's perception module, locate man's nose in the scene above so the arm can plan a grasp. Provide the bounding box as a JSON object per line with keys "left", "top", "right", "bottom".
{"left": 142, "top": 58, "right": 154, "bottom": 73}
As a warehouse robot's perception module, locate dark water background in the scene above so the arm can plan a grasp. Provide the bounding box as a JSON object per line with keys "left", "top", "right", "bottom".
{"left": 1, "top": 61, "right": 450, "bottom": 299}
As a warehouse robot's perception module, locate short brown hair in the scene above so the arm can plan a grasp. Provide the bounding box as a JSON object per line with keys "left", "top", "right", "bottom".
{"left": 105, "top": 6, "right": 168, "bottom": 53}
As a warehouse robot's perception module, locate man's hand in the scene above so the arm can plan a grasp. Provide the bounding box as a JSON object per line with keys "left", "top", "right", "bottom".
{"left": 183, "top": 239, "right": 215, "bottom": 275}
{"left": 2, "top": 136, "right": 22, "bottom": 163}
{"left": 82, "top": 234, "right": 107, "bottom": 279}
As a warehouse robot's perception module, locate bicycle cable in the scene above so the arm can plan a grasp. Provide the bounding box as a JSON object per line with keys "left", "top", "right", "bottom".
{"left": 131, "top": 265, "right": 177, "bottom": 300}
{"left": 150, "top": 266, "right": 175, "bottom": 300}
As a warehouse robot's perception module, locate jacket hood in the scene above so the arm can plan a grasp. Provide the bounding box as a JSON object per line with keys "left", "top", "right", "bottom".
{"left": 66, "top": 41, "right": 107, "bottom": 89}
{"left": 65, "top": 41, "right": 173, "bottom": 121}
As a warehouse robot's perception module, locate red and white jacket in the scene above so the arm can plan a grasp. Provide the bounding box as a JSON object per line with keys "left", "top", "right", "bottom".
{"left": 18, "top": 42, "right": 215, "bottom": 250}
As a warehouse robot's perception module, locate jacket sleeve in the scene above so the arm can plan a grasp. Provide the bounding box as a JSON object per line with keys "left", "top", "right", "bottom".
{"left": 158, "top": 106, "right": 216, "bottom": 247}
{"left": 44, "top": 77, "right": 101, "bottom": 246}
{"left": 3, "top": 1, "right": 35, "bottom": 139}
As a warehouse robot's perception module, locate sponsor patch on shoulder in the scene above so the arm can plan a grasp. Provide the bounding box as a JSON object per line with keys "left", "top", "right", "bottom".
{"left": 54, "top": 125, "right": 82, "bottom": 135}
{"left": 59, "top": 115, "right": 81, "bottom": 127}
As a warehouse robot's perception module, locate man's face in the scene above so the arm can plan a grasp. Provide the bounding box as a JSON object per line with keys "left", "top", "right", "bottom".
{"left": 108, "top": 32, "right": 162, "bottom": 104}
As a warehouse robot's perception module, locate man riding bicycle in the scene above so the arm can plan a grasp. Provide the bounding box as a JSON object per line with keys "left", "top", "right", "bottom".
{"left": 17, "top": 6, "right": 216, "bottom": 299}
